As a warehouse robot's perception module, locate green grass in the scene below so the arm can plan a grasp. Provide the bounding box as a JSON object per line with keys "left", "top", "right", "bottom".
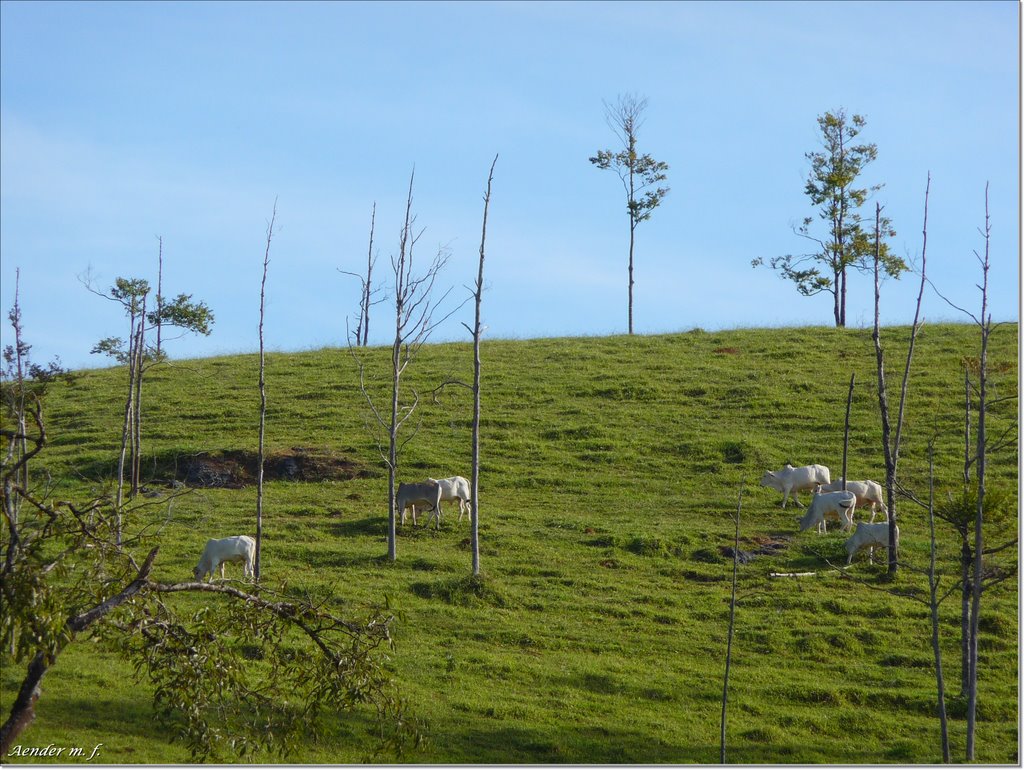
{"left": 2, "top": 324, "right": 1018, "bottom": 764}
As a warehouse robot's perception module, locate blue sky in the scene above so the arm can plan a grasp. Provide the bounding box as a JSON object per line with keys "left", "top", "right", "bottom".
{"left": 1, "top": 0, "right": 1019, "bottom": 370}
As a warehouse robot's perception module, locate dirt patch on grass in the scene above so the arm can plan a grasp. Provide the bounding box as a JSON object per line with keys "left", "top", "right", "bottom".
{"left": 719, "top": 535, "right": 792, "bottom": 564}
{"left": 159, "top": 447, "right": 370, "bottom": 488}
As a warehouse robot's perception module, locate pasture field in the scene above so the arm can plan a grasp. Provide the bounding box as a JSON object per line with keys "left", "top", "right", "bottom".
{"left": 1, "top": 323, "right": 1018, "bottom": 764}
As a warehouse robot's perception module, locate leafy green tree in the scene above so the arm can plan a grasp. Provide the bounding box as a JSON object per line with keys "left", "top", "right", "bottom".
{"left": 87, "top": 269, "right": 214, "bottom": 521}
{"left": 590, "top": 93, "right": 670, "bottom": 335}
{"left": 754, "top": 109, "right": 904, "bottom": 327}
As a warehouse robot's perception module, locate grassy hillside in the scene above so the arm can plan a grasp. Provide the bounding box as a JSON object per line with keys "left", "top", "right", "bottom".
{"left": 2, "top": 324, "right": 1018, "bottom": 764}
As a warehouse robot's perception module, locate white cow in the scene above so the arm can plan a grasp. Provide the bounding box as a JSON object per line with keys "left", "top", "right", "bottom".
{"left": 844, "top": 521, "right": 899, "bottom": 565}
{"left": 193, "top": 535, "right": 255, "bottom": 582}
{"left": 428, "top": 475, "right": 472, "bottom": 522}
{"left": 817, "top": 478, "right": 888, "bottom": 522}
{"left": 797, "top": 490, "right": 856, "bottom": 534}
{"left": 761, "top": 463, "right": 831, "bottom": 508}
{"left": 396, "top": 480, "right": 442, "bottom": 528}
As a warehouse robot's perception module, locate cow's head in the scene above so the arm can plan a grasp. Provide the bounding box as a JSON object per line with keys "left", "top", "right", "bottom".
{"left": 797, "top": 509, "right": 818, "bottom": 532}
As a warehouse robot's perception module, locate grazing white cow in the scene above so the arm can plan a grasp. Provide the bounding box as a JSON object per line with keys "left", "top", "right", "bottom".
{"left": 428, "top": 475, "right": 472, "bottom": 522}
{"left": 193, "top": 535, "right": 256, "bottom": 582}
{"left": 761, "top": 463, "right": 831, "bottom": 508}
{"left": 844, "top": 521, "right": 899, "bottom": 565}
{"left": 396, "top": 480, "right": 442, "bottom": 528}
{"left": 817, "top": 478, "right": 888, "bottom": 522}
{"left": 797, "top": 490, "right": 856, "bottom": 534}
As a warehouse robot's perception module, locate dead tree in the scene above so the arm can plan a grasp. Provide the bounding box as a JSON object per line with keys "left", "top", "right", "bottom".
{"left": 870, "top": 176, "right": 929, "bottom": 576}
{"left": 964, "top": 187, "right": 992, "bottom": 761}
{"left": 255, "top": 201, "right": 277, "bottom": 581}
{"left": 341, "top": 202, "right": 385, "bottom": 347}
{"left": 909, "top": 184, "right": 1015, "bottom": 761}
{"left": 351, "top": 169, "right": 455, "bottom": 562}
{"left": 464, "top": 155, "right": 497, "bottom": 576}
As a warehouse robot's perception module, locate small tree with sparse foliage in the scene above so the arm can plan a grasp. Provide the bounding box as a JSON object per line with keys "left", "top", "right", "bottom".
{"left": 754, "top": 109, "right": 904, "bottom": 327}
{"left": 590, "top": 93, "right": 669, "bottom": 335}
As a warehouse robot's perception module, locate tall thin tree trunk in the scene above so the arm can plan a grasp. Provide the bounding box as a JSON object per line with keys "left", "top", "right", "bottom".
{"left": 963, "top": 368, "right": 972, "bottom": 485}
{"left": 627, "top": 225, "right": 635, "bottom": 335}
{"left": 470, "top": 156, "right": 497, "bottom": 576}
{"left": 388, "top": 329, "right": 400, "bottom": 562}
{"left": 131, "top": 295, "right": 146, "bottom": 499}
{"left": 965, "top": 185, "right": 991, "bottom": 762}
{"left": 839, "top": 266, "right": 847, "bottom": 327}
{"left": 115, "top": 312, "right": 138, "bottom": 544}
{"left": 960, "top": 366, "right": 972, "bottom": 697}
{"left": 627, "top": 135, "right": 636, "bottom": 336}
{"left": 363, "top": 203, "right": 376, "bottom": 347}
{"left": 720, "top": 489, "right": 742, "bottom": 763}
{"left": 926, "top": 443, "right": 951, "bottom": 763}
{"left": 155, "top": 236, "right": 164, "bottom": 360}
{"left": 833, "top": 268, "right": 842, "bottom": 327}
{"left": 960, "top": 538, "right": 972, "bottom": 696}
{"left": 871, "top": 205, "right": 897, "bottom": 575}
{"left": 386, "top": 174, "right": 416, "bottom": 563}
{"left": 255, "top": 201, "right": 276, "bottom": 582}
{"left": 9, "top": 270, "right": 27, "bottom": 527}
{"left": 842, "top": 373, "right": 854, "bottom": 491}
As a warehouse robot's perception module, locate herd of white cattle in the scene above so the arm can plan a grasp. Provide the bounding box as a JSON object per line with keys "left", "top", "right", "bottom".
{"left": 191, "top": 466, "right": 897, "bottom": 582}
{"left": 759, "top": 463, "right": 899, "bottom": 566}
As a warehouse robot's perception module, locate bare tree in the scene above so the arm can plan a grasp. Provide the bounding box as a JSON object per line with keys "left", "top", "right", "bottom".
{"left": 464, "top": 155, "right": 497, "bottom": 576}
{"left": 590, "top": 93, "right": 670, "bottom": 335}
{"left": 870, "top": 175, "right": 929, "bottom": 576}
{"left": 255, "top": 200, "right": 277, "bottom": 581}
{"left": 342, "top": 202, "right": 386, "bottom": 347}
{"left": 964, "top": 187, "right": 992, "bottom": 761}
{"left": 351, "top": 169, "right": 456, "bottom": 561}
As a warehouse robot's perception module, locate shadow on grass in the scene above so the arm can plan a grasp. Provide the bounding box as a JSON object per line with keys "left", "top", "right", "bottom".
{"left": 426, "top": 721, "right": 907, "bottom": 764}
{"left": 330, "top": 516, "right": 386, "bottom": 538}
{"left": 428, "top": 721, "right": 929, "bottom": 764}
{"left": 25, "top": 693, "right": 191, "bottom": 763}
